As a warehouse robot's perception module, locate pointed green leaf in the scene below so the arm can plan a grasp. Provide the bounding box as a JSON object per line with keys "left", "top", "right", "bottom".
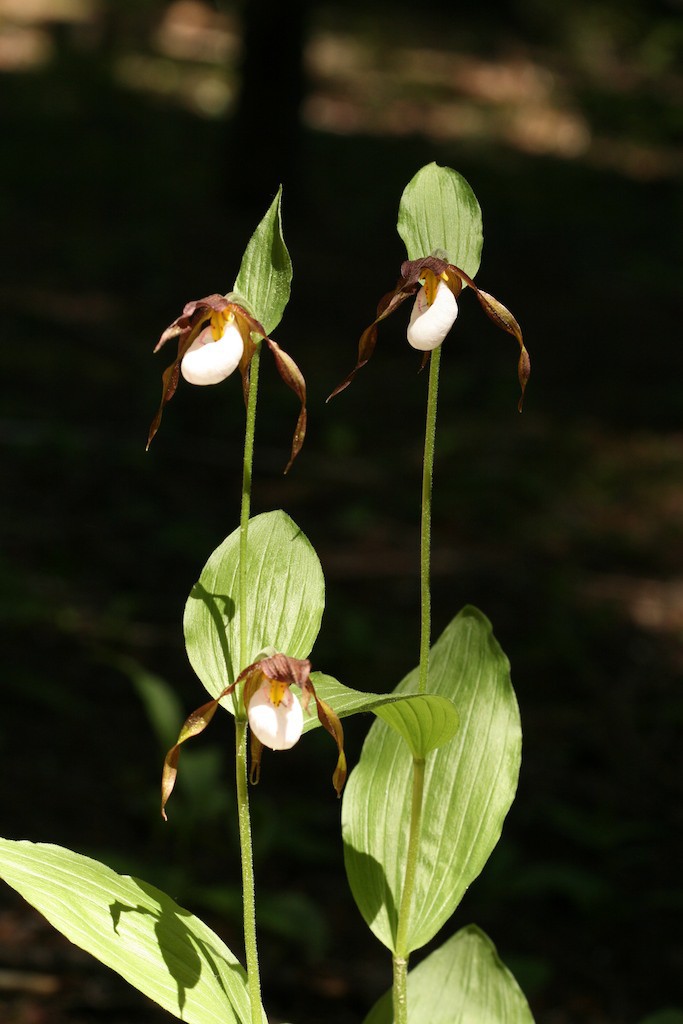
{"left": 303, "top": 674, "right": 459, "bottom": 758}
{"left": 342, "top": 606, "right": 522, "bottom": 954}
{"left": 363, "top": 925, "right": 535, "bottom": 1024}
{"left": 397, "top": 163, "right": 483, "bottom": 278}
{"left": 233, "top": 187, "right": 292, "bottom": 335}
{"left": 184, "top": 511, "right": 324, "bottom": 703}
{"left": 0, "top": 839, "right": 262, "bottom": 1024}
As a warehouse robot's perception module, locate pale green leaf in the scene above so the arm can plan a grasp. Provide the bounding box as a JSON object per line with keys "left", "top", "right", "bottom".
{"left": 303, "top": 673, "right": 459, "bottom": 758}
{"left": 363, "top": 925, "right": 535, "bottom": 1024}
{"left": 397, "top": 163, "right": 483, "bottom": 277}
{"left": 232, "top": 186, "right": 292, "bottom": 336}
{"left": 184, "top": 511, "right": 324, "bottom": 704}
{"left": 121, "top": 657, "right": 185, "bottom": 749}
{"left": 0, "top": 839, "right": 262, "bottom": 1024}
{"left": 343, "top": 606, "right": 522, "bottom": 954}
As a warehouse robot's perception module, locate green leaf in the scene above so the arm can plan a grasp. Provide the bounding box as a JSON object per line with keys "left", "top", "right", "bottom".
{"left": 184, "top": 511, "right": 324, "bottom": 703}
{"left": 122, "top": 657, "right": 185, "bottom": 749}
{"left": 0, "top": 839, "right": 262, "bottom": 1024}
{"left": 397, "top": 163, "right": 483, "bottom": 278}
{"left": 304, "top": 673, "right": 459, "bottom": 758}
{"left": 342, "top": 606, "right": 522, "bottom": 954}
{"left": 363, "top": 925, "right": 535, "bottom": 1024}
{"left": 232, "top": 186, "right": 292, "bottom": 335}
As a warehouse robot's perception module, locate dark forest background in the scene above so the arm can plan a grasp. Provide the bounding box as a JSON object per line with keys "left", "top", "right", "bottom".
{"left": 1, "top": 0, "right": 682, "bottom": 1022}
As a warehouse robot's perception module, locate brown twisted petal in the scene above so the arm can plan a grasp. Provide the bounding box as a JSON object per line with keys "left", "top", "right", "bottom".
{"left": 161, "top": 694, "right": 226, "bottom": 820}
{"left": 443, "top": 266, "right": 530, "bottom": 410}
{"left": 327, "top": 257, "right": 458, "bottom": 400}
{"left": 265, "top": 339, "right": 307, "bottom": 473}
{"left": 310, "top": 691, "right": 347, "bottom": 796}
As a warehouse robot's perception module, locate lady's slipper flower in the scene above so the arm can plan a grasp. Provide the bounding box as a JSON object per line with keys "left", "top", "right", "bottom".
{"left": 329, "top": 255, "right": 530, "bottom": 408}
{"left": 180, "top": 311, "right": 244, "bottom": 385}
{"left": 247, "top": 676, "right": 305, "bottom": 750}
{"left": 147, "top": 293, "right": 306, "bottom": 472}
{"left": 407, "top": 277, "right": 459, "bottom": 351}
{"left": 161, "top": 652, "right": 346, "bottom": 820}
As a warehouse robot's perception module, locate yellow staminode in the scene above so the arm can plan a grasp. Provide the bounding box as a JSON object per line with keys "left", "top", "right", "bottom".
{"left": 268, "top": 679, "right": 289, "bottom": 707}
{"left": 419, "top": 267, "right": 449, "bottom": 306}
{"left": 210, "top": 309, "right": 233, "bottom": 340}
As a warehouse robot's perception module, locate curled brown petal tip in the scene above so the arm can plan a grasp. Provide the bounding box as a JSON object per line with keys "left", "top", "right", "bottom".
{"left": 517, "top": 345, "right": 531, "bottom": 412}
{"left": 249, "top": 733, "right": 264, "bottom": 785}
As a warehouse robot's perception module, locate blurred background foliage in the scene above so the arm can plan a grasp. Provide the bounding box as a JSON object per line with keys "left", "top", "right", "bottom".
{"left": 0, "top": 0, "right": 682, "bottom": 1021}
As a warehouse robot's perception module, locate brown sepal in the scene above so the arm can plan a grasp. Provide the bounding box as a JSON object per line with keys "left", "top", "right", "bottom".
{"left": 239, "top": 652, "right": 313, "bottom": 691}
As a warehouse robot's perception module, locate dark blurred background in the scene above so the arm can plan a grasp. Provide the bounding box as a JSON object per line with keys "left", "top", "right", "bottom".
{"left": 1, "top": 0, "right": 682, "bottom": 1021}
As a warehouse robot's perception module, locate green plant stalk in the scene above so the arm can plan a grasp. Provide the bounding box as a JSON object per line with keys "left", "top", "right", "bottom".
{"left": 239, "top": 344, "right": 261, "bottom": 685}
{"left": 392, "top": 347, "right": 442, "bottom": 1020}
{"left": 418, "top": 345, "right": 441, "bottom": 695}
{"left": 235, "top": 716, "right": 262, "bottom": 1024}
{"left": 392, "top": 756, "right": 427, "bottom": 1024}
{"left": 236, "top": 342, "right": 262, "bottom": 1024}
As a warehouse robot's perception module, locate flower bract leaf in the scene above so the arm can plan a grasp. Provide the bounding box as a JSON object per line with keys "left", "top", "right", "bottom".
{"left": 342, "top": 606, "right": 522, "bottom": 954}
{"left": 397, "top": 163, "right": 483, "bottom": 278}
{"left": 0, "top": 839, "right": 263, "bottom": 1024}
{"left": 233, "top": 186, "right": 292, "bottom": 336}
{"left": 362, "top": 925, "right": 535, "bottom": 1024}
{"left": 184, "top": 511, "right": 324, "bottom": 704}
{"left": 304, "top": 674, "right": 459, "bottom": 758}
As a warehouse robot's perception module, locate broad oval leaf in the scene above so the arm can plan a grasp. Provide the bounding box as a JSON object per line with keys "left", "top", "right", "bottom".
{"left": 0, "top": 839, "right": 262, "bottom": 1024}
{"left": 304, "top": 673, "right": 459, "bottom": 758}
{"left": 363, "top": 925, "right": 535, "bottom": 1024}
{"left": 233, "top": 186, "right": 292, "bottom": 336}
{"left": 342, "top": 606, "right": 522, "bottom": 954}
{"left": 397, "top": 163, "right": 483, "bottom": 278}
{"left": 184, "top": 511, "right": 324, "bottom": 704}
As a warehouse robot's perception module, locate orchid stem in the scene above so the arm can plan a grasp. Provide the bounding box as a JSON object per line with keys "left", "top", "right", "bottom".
{"left": 235, "top": 717, "right": 262, "bottom": 1024}
{"left": 392, "top": 755, "right": 426, "bottom": 1024}
{"left": 240, "top": 344, "right": 261, "bottom": 679}
{"left": 418, "top": 345, "right": 441, "bottom": 695}
{"left": 237, "top": 342, "right": 262, "bottom": 1024}
{"left": 391, "top": 346, "right": 442, "bottom": 1021}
